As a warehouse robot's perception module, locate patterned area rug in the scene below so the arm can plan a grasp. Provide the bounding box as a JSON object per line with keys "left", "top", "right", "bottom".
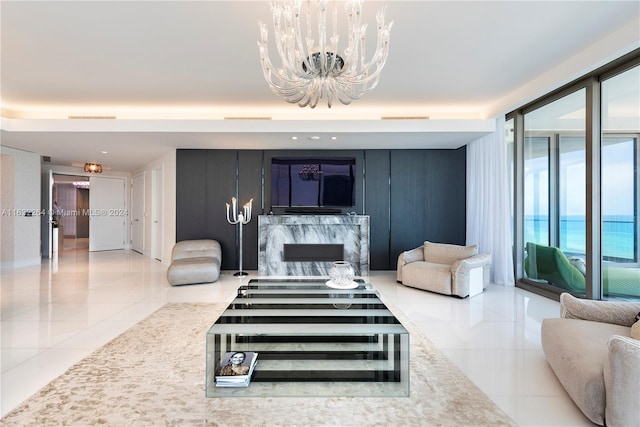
{"left": 1, "top": 302, "right": 516, "bottom": 426}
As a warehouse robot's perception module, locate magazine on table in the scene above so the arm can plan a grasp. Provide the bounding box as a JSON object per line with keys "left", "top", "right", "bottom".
{"left": 215, "top": 351, "right": 258, "bottom": 387}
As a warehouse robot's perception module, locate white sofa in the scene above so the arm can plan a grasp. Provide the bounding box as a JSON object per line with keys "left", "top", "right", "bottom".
{"left": 541, "top": 293, "right": 640, "bottom": 426}
{"left": 166, "top": 239, "right": 221, "bottom": 286}
{"left": 396, "top": 240, "right": 491, "bottom": 298}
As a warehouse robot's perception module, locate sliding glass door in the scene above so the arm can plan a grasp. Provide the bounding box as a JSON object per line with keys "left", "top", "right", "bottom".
{"left": 513, "top": 60, "right": 639, "bottom": 301}
{"left": 601, "top": 65, "right": 640, "bottom": 299}
{"left": 522, "top": 89, "right": 587, "bottom": 295}
{"left": 523, "top": 136, "right": 550, "bottom": 247}
{"left": 559, "top": 136, "right": 586, "bottom": 258}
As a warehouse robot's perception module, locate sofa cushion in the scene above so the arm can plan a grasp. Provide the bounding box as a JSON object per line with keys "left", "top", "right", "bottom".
{"left": 422, "top": 241, "right": 477, "bottom": 265}
{"left": 541, "top": 318, "right": 631, "bottom": 425}
{"left": 561, "top": 293, "right": 640, "bottom": 327}
{"left": 603, "top": 335, "right": 640, "bottom": 426}
{"left": 402, "top": 261, "right": 452, "bottom": 295}
{"left": 171, "top": 239, "right": 222, "bottom": 264}
{"left": 403, "top": 246, "right": 424, "bottom": 264}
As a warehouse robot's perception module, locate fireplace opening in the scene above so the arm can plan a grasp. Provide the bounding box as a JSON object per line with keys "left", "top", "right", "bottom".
{"left": 283, "top": 244, "right": 344, "bottom": 262}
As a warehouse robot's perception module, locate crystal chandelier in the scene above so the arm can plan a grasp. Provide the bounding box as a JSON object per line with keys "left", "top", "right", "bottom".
{"left": 257, "top": 0, "right": 393, "bottom": 109}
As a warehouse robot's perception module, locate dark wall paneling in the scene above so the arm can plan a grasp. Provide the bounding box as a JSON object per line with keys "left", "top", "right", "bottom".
{"left": 205, "top": 150, "right": 239, "bottom": 271}
{"left": 426, "top": 147, "right": 466, "bottom": 244}
{"left": 176, "top": 149, "right": 237, "bottom": 271}
{"left": 176, "top": 150, "right": 208, "bottom": 240}
{"left": 389, "top": 150, "right": 429, "bottom": 260}
{"left": 364, "top": 150, "right": 392, "bottom": 269}
{"left": 177, "top": 148, "right": 467, "bottom": 273}
{"left": 238, "top": 150, "right": 264, "bottom": 270}
{"left": 389, "top": 148, "right": 466, "bottom": 262}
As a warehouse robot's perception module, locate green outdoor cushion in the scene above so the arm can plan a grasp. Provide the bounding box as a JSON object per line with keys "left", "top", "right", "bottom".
{"left": 525, "top": 242, "right": 586, "bottom": 292}
{"left": 604, "top": 267, "right": 640, "bottom": 297}
{"left": 525, "top": 242, "right": 640, "bottom": 297}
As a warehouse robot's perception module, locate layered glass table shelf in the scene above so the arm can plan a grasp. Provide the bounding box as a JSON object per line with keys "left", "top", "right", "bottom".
{"left": 206, "top": 278, "right": 410, "bottom": 397}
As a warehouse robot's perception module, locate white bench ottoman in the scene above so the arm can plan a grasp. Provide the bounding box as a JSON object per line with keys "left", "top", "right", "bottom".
{"left": 167, "top": 239, "right": 221, "bottom": 286}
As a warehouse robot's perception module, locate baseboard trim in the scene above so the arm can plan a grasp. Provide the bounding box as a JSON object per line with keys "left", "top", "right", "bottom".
{"left": 1, "top": 256, "right": 41, "bottom": 269}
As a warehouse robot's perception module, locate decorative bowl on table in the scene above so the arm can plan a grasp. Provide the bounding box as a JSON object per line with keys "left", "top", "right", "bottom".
{"left": 326, "top": 261, "right": 358, "bottom": 289}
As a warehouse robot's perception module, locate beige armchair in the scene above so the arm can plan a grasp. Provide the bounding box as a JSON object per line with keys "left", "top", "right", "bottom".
{"left": 396, "top": 240, "right": 491, "bottom": 298}
{"left": 541, "top": 293, "right": 640, "bottom": 426}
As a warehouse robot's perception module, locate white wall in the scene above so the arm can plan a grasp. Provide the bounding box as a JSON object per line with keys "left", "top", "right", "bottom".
{"left": 0, "top": 146, "right": 41, "bottom": 268}
{"left": 131, "top": 150, "right": 176, "bottom": 266}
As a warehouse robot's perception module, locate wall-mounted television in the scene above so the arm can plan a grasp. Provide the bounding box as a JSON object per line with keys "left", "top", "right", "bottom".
{"left": 271, "top": 157, "right": 356, "bottom": 209}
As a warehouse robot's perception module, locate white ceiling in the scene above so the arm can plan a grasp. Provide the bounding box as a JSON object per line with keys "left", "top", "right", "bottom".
{"left": 1, "top": 1, "right": 639, "bottom": 172}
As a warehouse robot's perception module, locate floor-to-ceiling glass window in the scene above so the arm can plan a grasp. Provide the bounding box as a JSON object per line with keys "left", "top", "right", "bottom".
{"left": 522, "top": 89, "right": 587, "bottom": 295}
{"left": 559, "top": 135, "right": 586, "bottom": 258}
{"left": 601, "top": 65, "right": 640, "bottom": 299}
{"left": 523, "top": 136, "right": 550, "bottom": 246}
{"left": 513, "top": 53, "right": 640, "bottom": 301}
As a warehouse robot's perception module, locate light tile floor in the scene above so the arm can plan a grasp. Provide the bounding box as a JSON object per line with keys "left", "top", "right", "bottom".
{"left": 1, "top": 246, "right": 595, "bottom": 426}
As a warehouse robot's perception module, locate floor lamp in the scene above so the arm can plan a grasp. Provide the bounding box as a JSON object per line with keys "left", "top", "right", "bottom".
{"left": 226, "top": 197, "right": 253, "bottom": 277}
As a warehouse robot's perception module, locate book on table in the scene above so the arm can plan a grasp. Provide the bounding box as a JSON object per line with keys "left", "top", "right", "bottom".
{"left": 215, "top": 351, "right": 258, "bottom": 387}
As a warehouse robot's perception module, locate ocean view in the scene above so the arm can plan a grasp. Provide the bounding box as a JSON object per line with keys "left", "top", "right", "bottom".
{"left": 525, "top": 215, "right": 636, "bottom": 260}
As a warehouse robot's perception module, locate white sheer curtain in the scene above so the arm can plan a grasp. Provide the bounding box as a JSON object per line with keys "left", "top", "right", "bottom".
{"left": 466, "top": 116, "right": 514, "bottom": 286}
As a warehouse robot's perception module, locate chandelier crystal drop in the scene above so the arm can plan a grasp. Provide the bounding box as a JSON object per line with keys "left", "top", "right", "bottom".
{"left": 258, "top": 0, "right": 393, "bottom": 109}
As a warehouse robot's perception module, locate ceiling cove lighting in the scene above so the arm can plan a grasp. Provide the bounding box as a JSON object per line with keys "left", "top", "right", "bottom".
{"left": 258, "top": 0, "right": 393, "bottom": 109}
{"left": 84, "top": 163, "right": 103, "bottom": 173}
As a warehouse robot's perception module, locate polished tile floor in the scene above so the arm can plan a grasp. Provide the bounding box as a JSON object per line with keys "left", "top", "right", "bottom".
{"left": 1, "top": 244, "right": 594, "bottom": 425}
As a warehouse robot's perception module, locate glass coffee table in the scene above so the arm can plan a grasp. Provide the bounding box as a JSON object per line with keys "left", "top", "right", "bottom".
{"left": 206, "top": 278, "right": 410, "bottom": 397}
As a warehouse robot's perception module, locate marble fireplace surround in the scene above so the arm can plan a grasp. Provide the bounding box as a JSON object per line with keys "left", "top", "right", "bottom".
{"left": 258, "top": 214, "right": 370, "bottom": 276}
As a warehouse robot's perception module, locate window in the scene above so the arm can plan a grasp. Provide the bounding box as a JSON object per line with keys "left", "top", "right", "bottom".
{"left": 601, "top": 65, "right": 640, "bottom": 299}
{"left": 512, "top": 56, "right": 640, "bottom": 301}
{"left": 559, "top": 136, "right": 586, "bottom": 257}
{"left": 522, "top": 90, "right": 587, "bottom": 294}
{"left": 523, "top": 136, "right": 550, "bottom": 246}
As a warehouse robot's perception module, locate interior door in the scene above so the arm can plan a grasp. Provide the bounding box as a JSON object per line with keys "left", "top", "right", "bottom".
{"left": 89, "top": 176, "right": 126, "bottom": 251}
{"left": 151, "top": 166, "right": 163, "bottom": 261}
{"left": 131, "top": 173, "right": 145, "bottom": 253}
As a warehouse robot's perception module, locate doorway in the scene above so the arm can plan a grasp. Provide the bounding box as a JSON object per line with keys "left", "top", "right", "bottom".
{"left": 51, "top": 174, "right": 127, "bottom": 254}
{"left": 52, "top": 174, "right": 91, "bottom": 253}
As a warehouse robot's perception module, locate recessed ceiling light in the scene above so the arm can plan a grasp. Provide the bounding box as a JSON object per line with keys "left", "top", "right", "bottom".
{"left": 309, "top": 136, "right": 320, "bottom": 140}
{"left": 291, "top": 136, "right": 298, "bottom": 140}
{"left": 101, "top": 151, "right": 108, "bottom": 154}
{"left": 331, "top": 136, "right": 337, "bottom": 140}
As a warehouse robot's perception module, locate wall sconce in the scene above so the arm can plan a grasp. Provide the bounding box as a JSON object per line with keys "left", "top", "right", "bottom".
{"left": 84, "top": 163, "right": 103, "bottom": 173}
